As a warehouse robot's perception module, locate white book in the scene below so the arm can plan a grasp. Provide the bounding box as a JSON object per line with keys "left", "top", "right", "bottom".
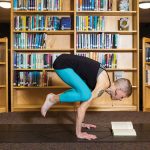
{"left": 111, "top": 121, "right": 136, "bottom": 136}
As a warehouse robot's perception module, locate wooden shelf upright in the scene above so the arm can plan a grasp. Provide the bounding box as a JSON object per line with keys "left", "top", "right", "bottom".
{"left": 0, "top": 38, "right": 8, "bottom": 112}
{"left": 143, "top": 37, "right": 150, "bottom": 112}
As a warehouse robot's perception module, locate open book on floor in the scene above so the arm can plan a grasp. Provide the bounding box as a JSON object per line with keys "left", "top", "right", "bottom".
{"left": 111, "top": 121, "right": 136, "bottom": 136}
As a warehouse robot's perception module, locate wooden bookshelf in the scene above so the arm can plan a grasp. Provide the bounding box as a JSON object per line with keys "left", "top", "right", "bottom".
{"left": 11, "top": 0, "right": 139, "bottom": 111}
{"left": 11, "top": 0, "right": 75, "bottom": 112}
{"left": 0, "top": 38, "right": 8, "bottom": 112}
{"left": 75, "top": 0, "right": 139, "bottom": 111}
{"left": 143, "top": 37, "right": 150, "bottom": 112}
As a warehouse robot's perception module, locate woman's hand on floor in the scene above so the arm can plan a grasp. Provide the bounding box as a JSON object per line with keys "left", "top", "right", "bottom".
{"left": 76, "top": 132, "right": 97, "bottom": 140}
{"left": 81, "top": 123, "right": 96, "bottom": 129}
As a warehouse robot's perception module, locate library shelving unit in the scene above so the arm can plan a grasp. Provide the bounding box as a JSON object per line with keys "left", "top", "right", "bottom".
{"left": 142, "top": 37, "right": 150, "bottom": 112}
{"left": 11, "top": 0, "right": 139, "bottom": 112}
{"left": 0, "top": 37, "right": 8, "bottom": 112}
{"left": 11, "top": 0, "right": 75, "bottom": 112}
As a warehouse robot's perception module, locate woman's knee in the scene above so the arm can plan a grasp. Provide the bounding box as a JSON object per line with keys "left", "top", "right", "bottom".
{"left": 80, "top": 91, "right": 92, "bottom": 102}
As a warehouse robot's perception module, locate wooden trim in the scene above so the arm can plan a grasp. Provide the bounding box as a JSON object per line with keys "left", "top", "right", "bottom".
{"left": 143, "top": 37, "right": 150, "bottom": 111}
{"left": 77, "top": 48, "right": 137, "bottom": 52}
{"left": 0, "top": 37, "right": 8, "bottom": 112}
{"left": 13, "top": 10, "right": 74, "bottom": 13}
{"left": 14, "top": 48, "right": 74, "bottom": 52}
{"left": 13, "top": 30, "right": 74, "bottom": 35}
{"left": 0, "top": 62, "right": 6, "bottom": 65}
{"left": 13, "top": 86, "right": 70, "bottom": 89}
{"left": 77, "top": 31, "right": 137, "bottom": 35}
{"left": 0, "top": 85, "right": 6, "bottom": 88}
{"left": 13, "top": 68, "right": 137, "bottom": 71}
{"left": 76, "top": 11, "right": 137, "bottom": 16}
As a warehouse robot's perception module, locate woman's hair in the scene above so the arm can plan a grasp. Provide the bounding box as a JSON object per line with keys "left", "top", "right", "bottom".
{"left": 114, "top": 78, "right": 132, "bottom": 97}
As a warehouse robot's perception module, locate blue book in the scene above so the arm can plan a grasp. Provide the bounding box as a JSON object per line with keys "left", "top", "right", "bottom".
{"left": 82, "top": 0, "right": 85, "bottom": 10}
{"left": 39, "top": 34, "right": 42, "bottom": 48}
{"left": 94, "top": 16, "right": 98, "bottom": 30}
{"left": 76, "top": 16, "right": 79, "bottom": 31}
{"left": 34, "top": 54, "right": 36, "bottom": 69}
{"left": 35, "top": 34, "right": 38, "bottom": 48}
{"left": 87, "top": 0, "right": 90, "bottom": 10}
{"left": 148, "top": 48, "right": 150, "bottom": 62}
{"left": 89, "top": 16, "right": 93, "bottom": 30}
{"left": 61, "top": 17, "right": 71, "bottom": 30}
{"left": 101, "top": 0, "right": 104, "bottom": 10}
{"left": 13, "top": 0, "right": 17, "bottom": 10}
{"left": 89, "top": 0, "right": 92, "bottom": 10}
{"left": 14, "top": 52, "right": 17, "bottom": 68}
{"left": 91, "top": 0, "right": 95, "bottom": 10}
{"left": 84, "top": 0, "right": 87, "bottom": 10}
{"left": 41, "top": 16, "right": 44, "bottom": 30}
{"left": 43, "top": 16, "right": 46, "bottom": 30}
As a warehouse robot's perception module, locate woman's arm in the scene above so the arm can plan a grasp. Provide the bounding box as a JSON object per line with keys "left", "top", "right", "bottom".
{"left": 75, "top": 70, "right": 110, "bottom": 140}
{"left": 76, "top": 94, "right": 96, "bottom": 140}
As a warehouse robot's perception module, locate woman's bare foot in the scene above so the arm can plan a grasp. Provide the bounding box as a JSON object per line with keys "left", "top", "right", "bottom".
{"left": 41, "top": 93, "right": 57, "bottom": 117}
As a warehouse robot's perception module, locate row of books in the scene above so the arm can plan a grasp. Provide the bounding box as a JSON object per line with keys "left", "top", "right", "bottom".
{"left": 14, "top": 53, "right": 61, "bottom": 69}
{"left": 13, "top": 0, "right": 62, "bottom": 11}
{"left": 77, "top": 0, "right": 112, "bottom": 11}
{"left": 76, "top": 33, "right": 119, "bottom": 49}
{"left": 77, "top": 52, "right": 117, "bottom": 68}
{"left": 13, "top": 52, "right": 117, "bottom": 69}
{"left": 146, "top": 48, "right": 150, "bottom": 62}
{"left": 14, "top": 16, "right": 71, "bottom": 31}
{"left": 146, "top": 70, "right": 150, "bottom": 85}
{"left": 14, "top": 71, "right": 53, "bottom": 87}
{"left": 76, "top": 16, "right": 105, "bottom": 31}
{"left": 14, "top": 33, "right": 47, "bottom": 49}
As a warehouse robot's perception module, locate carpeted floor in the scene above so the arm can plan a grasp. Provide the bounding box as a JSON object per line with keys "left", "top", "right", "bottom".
{"left": 0, "top": 111, "right": 150, "bottom": 150}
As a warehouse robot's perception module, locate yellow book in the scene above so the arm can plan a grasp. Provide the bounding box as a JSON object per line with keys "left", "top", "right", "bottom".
{"left": 45, "top": 16, "right": 47, "bottom": 30}
{"left": 60, "top": 0, "right": 62, "bottom": 10}
{"left": 24, "top": 16, "right": 26, "bottom": 31}
{"left": 86, "top": 16, "right": 88, "bottom": 31}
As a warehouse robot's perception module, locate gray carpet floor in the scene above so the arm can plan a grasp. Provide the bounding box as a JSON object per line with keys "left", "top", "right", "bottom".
{"left": 0, "top": 111, "right": 150, "bottom": 150}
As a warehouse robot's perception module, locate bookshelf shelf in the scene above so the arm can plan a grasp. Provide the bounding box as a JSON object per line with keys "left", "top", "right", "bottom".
{"left": 145, "top": 62, "right": 150, "bottom": 65}
{"left": 77, "top": 48, "right": 137, "bottom": 52}
{"left": 11, "top": 0, "right": 139, "bottom": 112}
{"left": 77, "top": 11, "right": 137, "bottom": 16}
{"left": 143, "top": 37, "right": 150, "bottom": 112}
{"left": 77, "top": 31, "right": 137, "bottom": 35}
{"left": 13, "top": 104, "right": 75, "bottom": 111}
{"left": 13, "top": 86, "right": 70, "bottom": 89}
{"left": 132, "top": 86, "right": 137, "bottom": 89}
{"left": 13, "top": 10, "right": 74, "bottom": 14}
{"left": 145, "top": 84, "right": 150, "bottom": 87}
{"left": 88, "top": 105, "right": 137, "bottom": 111}
{"left": 14, "top": 105, "right": 42, "bottom": 110}
{"left": 14, "top": 69, "right": 54, "bottom": 71}
{"left": 0, "top": 85, "right": 6, "bottom": 88}
{"left": 14, "top": 30, "right": 74, "bottom": 34}
{"left": 14, "top": 68, "right": 137, "bottom": 72}
{"left": 0, "top": 38, "right": 8, "bottom": 112}
{"left": 0, "top": 62, "right": 6, "bottom": 65}
{"left": 14, "top": 49, "right": 74, "bottom": 52}
{"left": 106, "top": 68, "right": 137, "bottom": 71}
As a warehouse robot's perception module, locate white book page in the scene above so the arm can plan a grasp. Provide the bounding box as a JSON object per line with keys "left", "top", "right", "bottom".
{"left": 111, "top": 122, "right": 133, "bottom": 130}
{"left": 112, "top": 129, "right": 136, "bottom": 136}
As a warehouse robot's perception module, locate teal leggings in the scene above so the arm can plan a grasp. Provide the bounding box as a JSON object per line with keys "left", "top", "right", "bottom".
{"left": 55, "top": 68, "right": 92, "bottom": 102}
